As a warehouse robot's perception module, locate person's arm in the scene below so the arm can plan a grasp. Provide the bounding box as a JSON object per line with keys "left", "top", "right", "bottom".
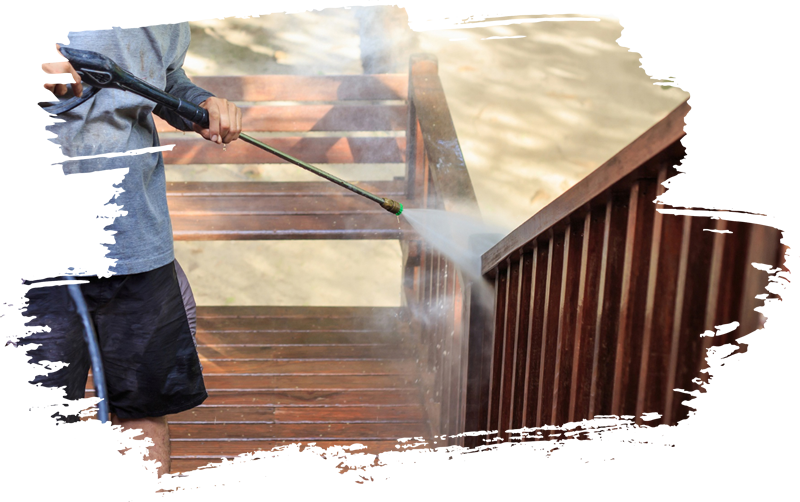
{"left": 155, "top": 51, "right": 242, "bottom": 144}
{"left": 0, "top": 36, "right": 83, "bottom": 99}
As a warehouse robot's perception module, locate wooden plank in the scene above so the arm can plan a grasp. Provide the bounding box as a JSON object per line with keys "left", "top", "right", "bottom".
{"left": 274, "top": 406, "right": 425, "bottom": 423}
{"left": 656, "top": 140, "right": 722, "bottom": 501}
{"left": 486, "top": 268, "right": 507, "bottom": 431}
{"left": 482, "top": 100, "right": 689, "bottom": 274}
{"left": 197, "top": 359, "right": 417, "bottom": 375}
{"left": 604, "top": 181, "right": 656, "bottom": 502}
{"left": 552, "top": 220, "right": 583, "bottom": 425}
{"left": 156, "top": 104, "right": 407, "bottom": 133}
{"left": 171, "top": 216, "right": 412, "bottom": 240}
{"left": 498, "top": 257, "right": 521, "bottom": 435}
{"left": 536, "top": 232, "right": 563, "bottom": 427}
{"left": 73, "top": 440, "right": 433, "bottom": 460}
{"left": 196, "top": 345, "right": 414, "bottom": 360}
{"left": 195, "top": 331, "right": 404, "bottom": 346}
{"left": 169, "top": 422, "right": 427, "bottom": 440}
{"left": 201, "top": 375, "right": 417, "bottom": 391}
{"left": 568, "top": 209, "right": 603, "bottom": 422}
{"left": 687, "top": 115, "right": 761, "bottom": 502}
{"left": 581, "top": 197, "right": 628, "bottom": 500}
{"left": 509, "top": 252, "right": 534, "bottom": 430}
{"left": 162, "top": 136, "right": 406, "bottom": 165}
{"left": 753, "top": 230, "right": 800, "bottom": 502}
{"left": 522, "top": 243, "right": 548, "bottom": 427}
{"left": 75, "top": 458, "right": 437, "bottom": 478}
{"left": 717, "top": 0, "right": 800, "bottom": 502}
{"left": 167, "top": 180, "right": 406, "bottom": 197}
{"left": 85, "top": 389, "right": 423, "bottom": 406}
{"left": 197, "top": 315, "right": 407, "bottom": 332}
{"left": 628, "top": 161, "right": 688, "bottom": 502}
{"left": 410, "top": 54, "right": 479, "bottom": 215}
{"left": 187, "top": 75, "right": 408, "bottom": 102}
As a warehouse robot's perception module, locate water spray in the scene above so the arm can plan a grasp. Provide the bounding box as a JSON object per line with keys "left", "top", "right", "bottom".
{"left": 43, "top": 46, "right": 404, "bottom": 216}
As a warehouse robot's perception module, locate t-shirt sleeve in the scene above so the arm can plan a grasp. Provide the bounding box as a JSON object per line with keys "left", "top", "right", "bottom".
{"left": 153, "top": 37, "right": 215, "bottom": 131}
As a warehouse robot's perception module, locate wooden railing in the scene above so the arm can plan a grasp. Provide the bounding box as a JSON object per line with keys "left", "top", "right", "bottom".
{"left": 464, "top": 100, "right": 783, "bottom": 448}
{"left": 400, "top": 54, "right": 486, "bottom": 443}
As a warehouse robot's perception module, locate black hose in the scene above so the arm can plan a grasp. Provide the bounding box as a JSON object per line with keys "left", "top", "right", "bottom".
{"left": 0, "top": 179, "right": 113, "bottom": 502}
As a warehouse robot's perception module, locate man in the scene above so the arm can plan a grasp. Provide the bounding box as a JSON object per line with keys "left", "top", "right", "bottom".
{"left": 0, "top": 0, "right": 241, "bottom": 502}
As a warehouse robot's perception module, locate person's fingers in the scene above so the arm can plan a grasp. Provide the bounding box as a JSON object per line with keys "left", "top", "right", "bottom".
{"left": 67, "top": 65, "right": 83, "bottom": 97}
{"left": 216, "top": 99, "right": 231, "bottom": 144}
{"left": 53, "top": 80, "right": 67, "bottom": 96}
{"left": 223, "top": 101, "right": 240, "bottom": 143}
{"left": 206, "top": 100, "right": 221, "bottom": 143}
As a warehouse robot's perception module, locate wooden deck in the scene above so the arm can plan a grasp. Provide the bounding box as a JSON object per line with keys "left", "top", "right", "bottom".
{"left": 73, "top": 307, "right": 442, "bottom": 502}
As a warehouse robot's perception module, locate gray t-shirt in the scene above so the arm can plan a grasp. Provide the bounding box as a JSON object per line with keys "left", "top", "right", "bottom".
{"left": 0, "top": 0, "right": 211, "bottom": 276}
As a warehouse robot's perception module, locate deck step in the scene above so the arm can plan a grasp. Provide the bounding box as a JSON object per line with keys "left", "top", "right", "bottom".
{"left": 85, "top": 306, "right": 428, "bottom": 473}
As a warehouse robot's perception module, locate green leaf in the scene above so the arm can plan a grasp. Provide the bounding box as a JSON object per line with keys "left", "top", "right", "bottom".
{"left": 650, "top": 38, "right": 705, "bottom": 54}
{"left": 661, "top": 52, "right": 703, "bottom": 89}
{"left": 683, "top": 3, "right": 708, "bottom": 34}
{"left": 644, "top": 2, "right": 688, "bottom": 26}
{"left": 703, "top": 44, "right": 719, "bottom": 61}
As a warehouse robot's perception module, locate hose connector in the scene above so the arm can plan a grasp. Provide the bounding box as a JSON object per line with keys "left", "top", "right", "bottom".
{"left": 381, "top": 198, "right": 403, "bottom": 216}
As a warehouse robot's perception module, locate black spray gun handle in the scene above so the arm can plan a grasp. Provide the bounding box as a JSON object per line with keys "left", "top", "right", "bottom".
{"left": 0, "top": 47, "right": 208, "bottom": 128}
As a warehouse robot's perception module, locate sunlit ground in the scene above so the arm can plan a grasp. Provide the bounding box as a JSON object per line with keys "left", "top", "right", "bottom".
{"left": 173, "top": 8, "right": 688, "bottom": 307}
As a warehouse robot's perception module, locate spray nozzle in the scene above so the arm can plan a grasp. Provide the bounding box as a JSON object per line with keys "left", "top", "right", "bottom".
{"left": 381, "top": 198, "right": 403, "bottom": 216}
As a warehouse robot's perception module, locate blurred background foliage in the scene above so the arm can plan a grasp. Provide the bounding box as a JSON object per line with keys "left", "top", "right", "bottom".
{"left": 644, "top": 0, "right": 779, "bottom": 89}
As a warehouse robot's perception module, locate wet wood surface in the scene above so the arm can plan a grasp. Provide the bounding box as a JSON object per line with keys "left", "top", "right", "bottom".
{"left": 74, "top": 307, "right": 442, "bottom": 502}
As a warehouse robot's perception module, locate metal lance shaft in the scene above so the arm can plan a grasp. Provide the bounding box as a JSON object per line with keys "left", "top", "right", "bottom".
{"left": 237, "top": 133, "right": 403, "bottom": 215}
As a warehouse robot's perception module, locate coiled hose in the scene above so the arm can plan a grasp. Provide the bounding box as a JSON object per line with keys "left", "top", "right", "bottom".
{"left": 0, "top": 179, "right": 113, "bottom": 502}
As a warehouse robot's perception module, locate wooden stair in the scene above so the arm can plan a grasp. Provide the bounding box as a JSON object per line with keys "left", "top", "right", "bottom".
{"left": 73, "top": 307, "right": 442, "bottom": 502}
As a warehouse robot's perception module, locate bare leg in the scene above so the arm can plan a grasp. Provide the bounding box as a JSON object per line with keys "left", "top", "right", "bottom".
{"left": 20, "top": 445, "right": 75, "bottom": 502}
{"left": 111, "top": 415, "right": 169, "bottom": 502}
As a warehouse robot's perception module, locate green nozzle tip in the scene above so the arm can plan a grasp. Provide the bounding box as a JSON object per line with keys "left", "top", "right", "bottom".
{"left": 396, "top": 203, "right": 403, "bottom": 216}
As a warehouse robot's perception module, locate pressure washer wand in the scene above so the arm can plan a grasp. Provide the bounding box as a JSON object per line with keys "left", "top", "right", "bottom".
{"left": 0, "top": 47, "right": 403, "bottom": 216}
{"left": 236, "top": 134, "right": 400, "bottom": 212}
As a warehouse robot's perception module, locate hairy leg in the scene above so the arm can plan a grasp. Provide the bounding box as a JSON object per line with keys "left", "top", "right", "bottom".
{"left": 20, "top": 445, "right": 75, "bottom": 502}
{"left": 111, "top": 415, "right": 169, "bottom": 502}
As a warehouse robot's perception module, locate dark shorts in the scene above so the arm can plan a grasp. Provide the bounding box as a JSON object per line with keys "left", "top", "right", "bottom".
{"left": 21, "top": 261, "right": 207, "bottom": 420}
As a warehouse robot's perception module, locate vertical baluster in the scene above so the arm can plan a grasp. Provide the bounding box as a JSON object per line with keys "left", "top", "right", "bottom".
{"left": 552, "top": 219, "right": 583, "bottom": 426}
{"left": 523, "top": 242, "right": 548, "bottom": 429}
{"left": 656, "top": 140, "right": 722, "bottom": 502}
{"left": 611, "top": 179, "right": 658, "bottom": 417}
{"left": 510, "top": 251, "right": 534, "bottom": 431}
{"left": 570, "top": 205, "right": 606, "bottom": 422}
{"left": 628, "top": 161, "right": 688, "bottom": 502}
{"left": 688, "top": 115, "right": 761, "bottom": 502}
{"left": 487, "top": 265, "right": 508, "bottom": 434}
{"left": 498, "top": 255, "right": 522, "bottom": 438}
{"left": 589, "top": 195, "right": 628, "bottom": 418}
{"left": 536, "top": 231, "right": 563, "bottom": 428}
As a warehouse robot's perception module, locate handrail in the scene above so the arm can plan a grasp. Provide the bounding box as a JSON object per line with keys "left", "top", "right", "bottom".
{"left": 482, "top": 99, "right": 690, "bottom": 275}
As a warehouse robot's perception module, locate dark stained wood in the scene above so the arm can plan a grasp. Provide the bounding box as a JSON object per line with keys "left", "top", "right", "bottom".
{"left": 170, "top": 422, "right": 427, "bottom": 440}
{"left": 487, "top": 268, "right": 507, "bottom": 431}
{"left": 581, "top": 197, "right": 629, "bottom": 500}
{"left": 611, "top": 179, "right": 657, "bottom": 417}
{"left": 753, "top": 230, "right": 800, "bottom": 502}
{"left": 656, "top": 140, "right": 723, "bottom": 501}
{"left": 552, "top": 220, "right": 583, "bottom": 425}
{"left": 628, "top": 161, "right": 688, "bottom": 502}
{"left": 187, "top": 74, "right": 408, "bottom": 102}
{"left": 482, "top": 100, "right": 690, "bottom": 274}
{"left": 499, "top": 257, "right": 521, "bottom": 436}
{"left": 156, "top": 104, "right": 407, "bottom": 133}
{"left": 170, "top": 439, "right": 404, "bottom": 461}
{"left": 510, "top": 252, "right": 534, "bottom": 430}
{"left": 409, "top": 54, "right": 479, "bottom": 214}
{"left": 536, "top": 232, "right": 563, "bottom": 427}
{"left": 523, "top": 243, "right": 548, "bottom": 428}
{"left": 687, "top": 114, "right": 761, "bottom": 502}
{"left": 569, "top": 208, "right": 604, "bottom": 422}
{"left": 196, "top": 345, "right": 414, "bottom": 360}
{"left": 198, "top": 359, "right": 416, "bottom": 375}
{"left": 162, "top": 136, "right": 406, "bottom": 165}
{"left": 717, "top": 0, "right": 800, "bottom": 502}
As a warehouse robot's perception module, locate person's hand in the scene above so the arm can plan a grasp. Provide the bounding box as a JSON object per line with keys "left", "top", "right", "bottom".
{"left": 0, "top": 37, "right": 83, "bottom": 99}
{"left": 194, "top": 97, "right": 242, "bottom": 144}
